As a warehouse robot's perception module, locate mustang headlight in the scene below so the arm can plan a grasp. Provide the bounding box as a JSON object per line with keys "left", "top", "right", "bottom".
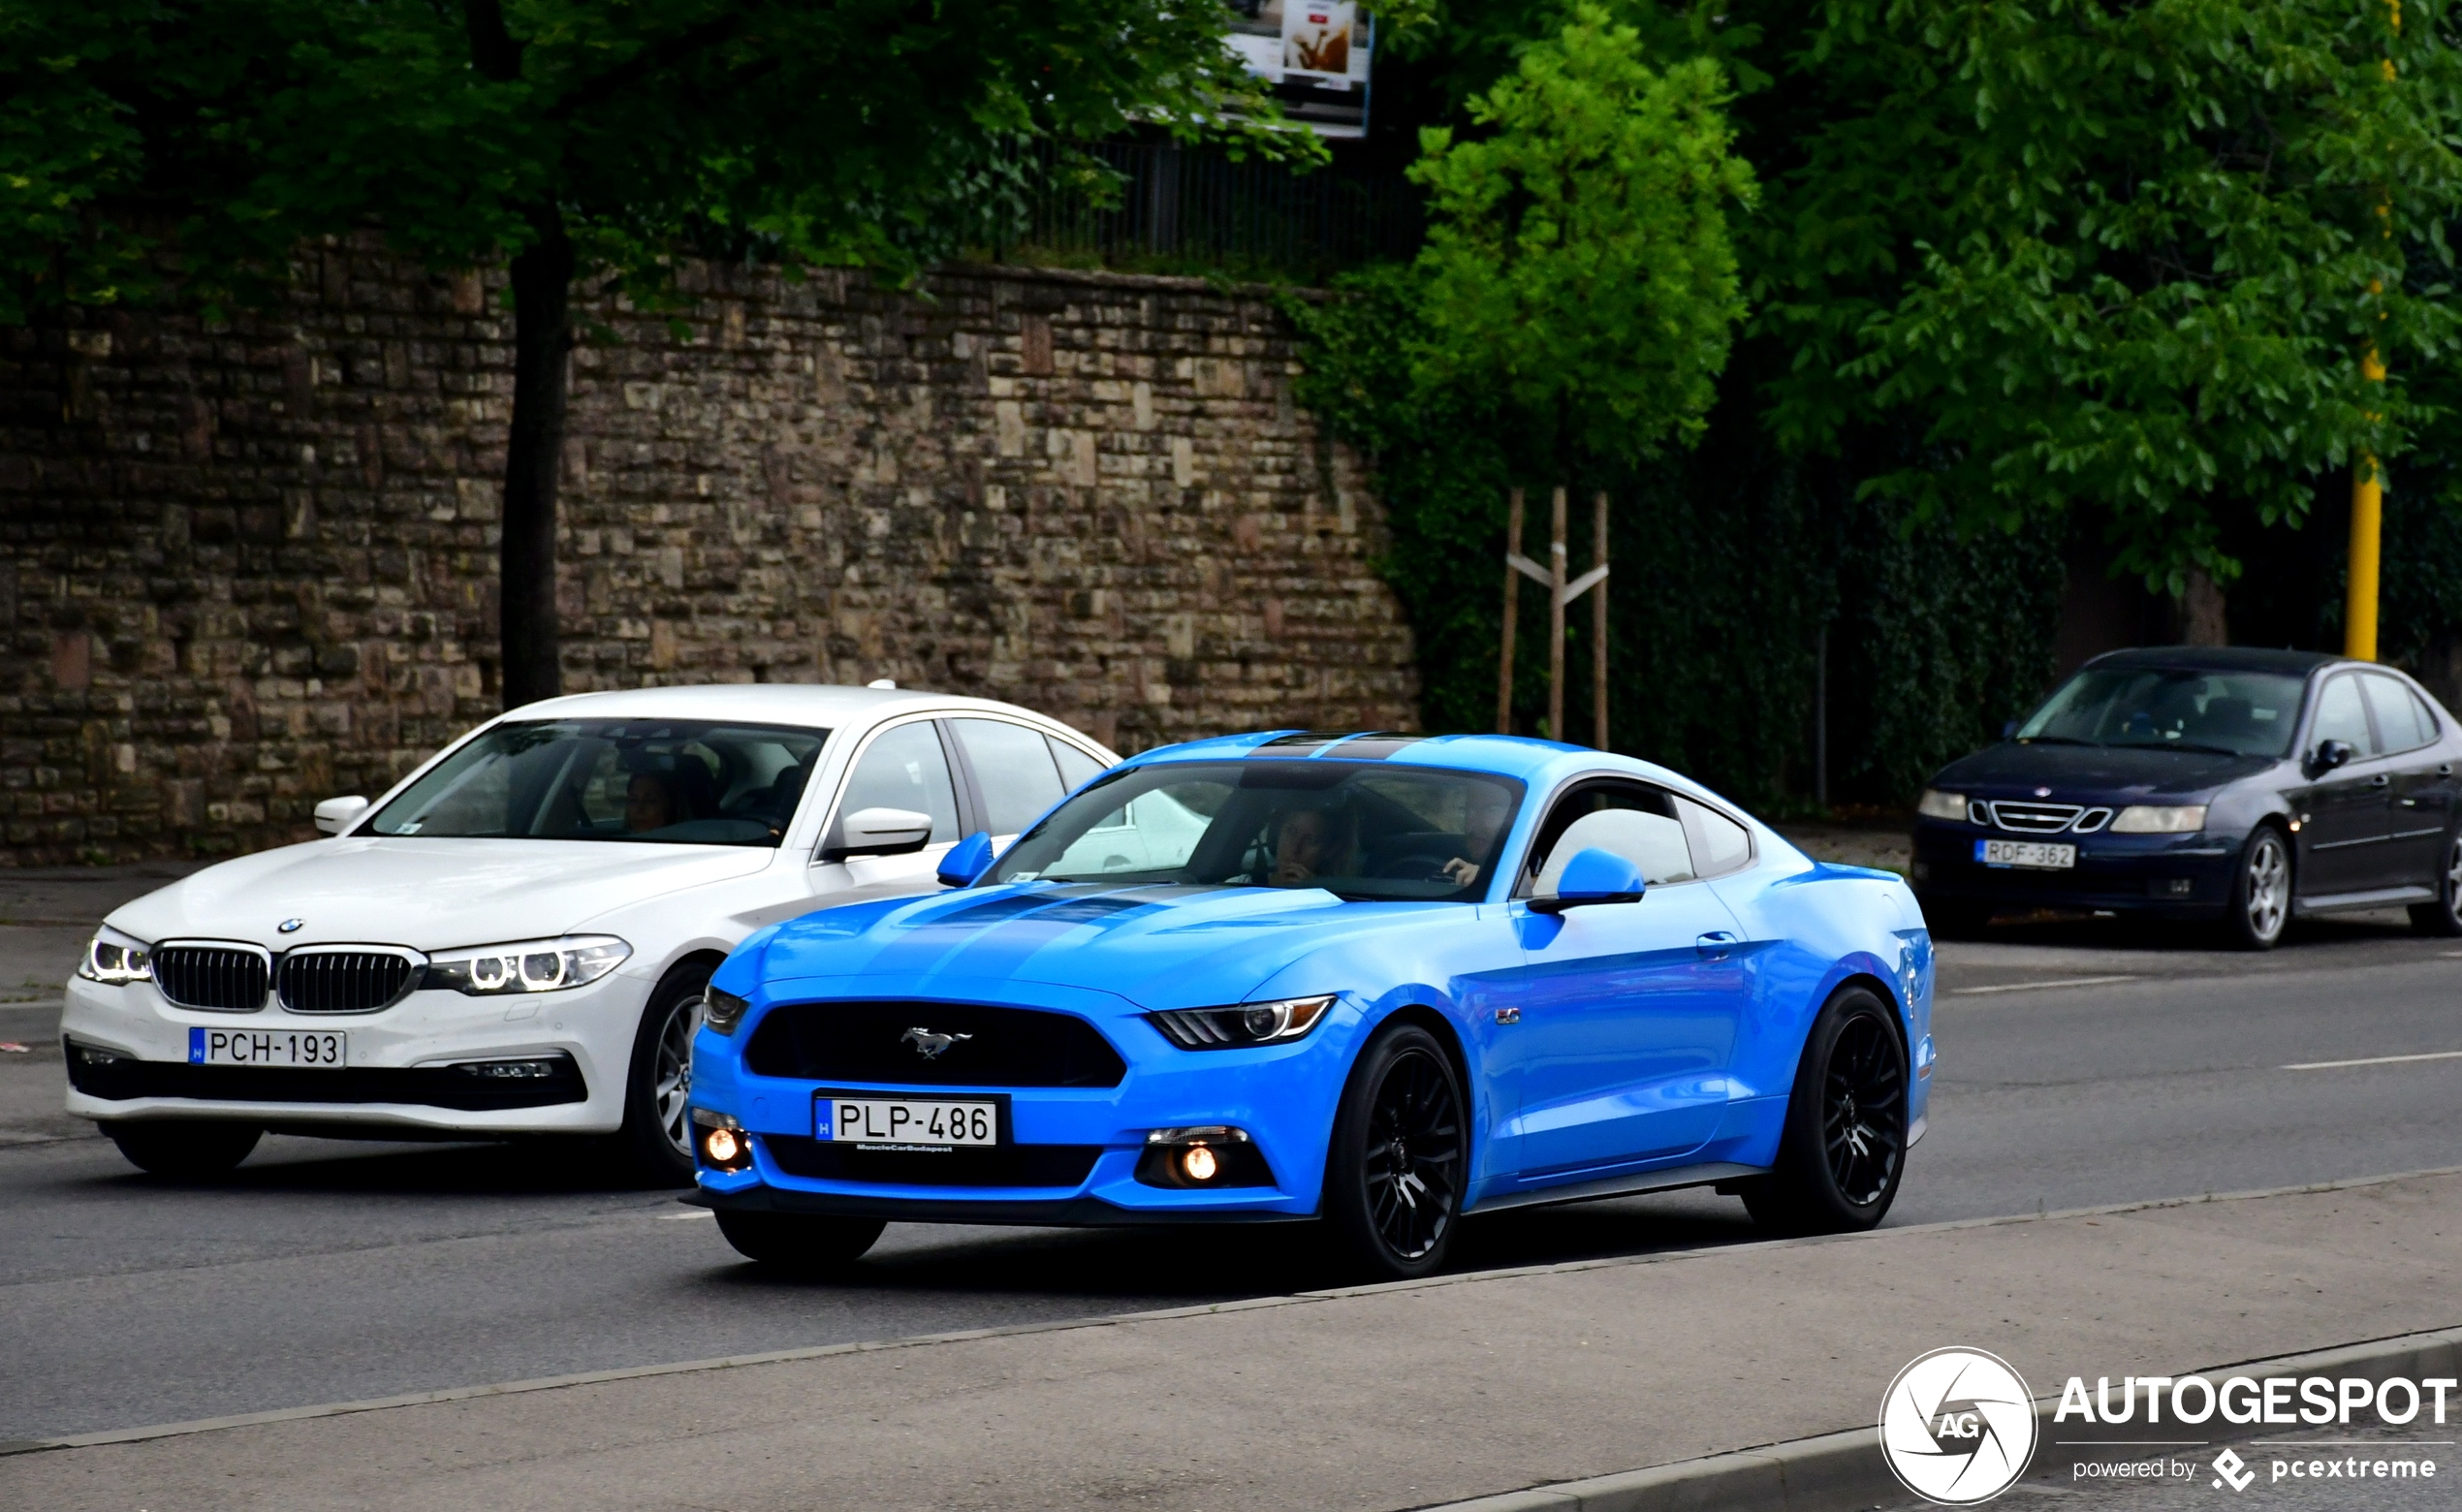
{"left": 2109, "top": 804, "right": 2208, "bottom": 835}
{"left": 1916, "top": 789, "right": 1968, "bottom": 821}
{"left": 703, "top": 986, "right": 753, "bottom": 1036}
{"left": 1147, "top": 994, "right": 1336, "bottom": 1051}
{"left": 77, "top": 926, "right": 154, "bottom": 985}
{"left": 424, "top": 935, "right": 631, "bottom": 995}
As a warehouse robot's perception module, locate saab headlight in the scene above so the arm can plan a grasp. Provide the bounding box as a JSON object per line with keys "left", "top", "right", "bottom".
{"left": 1147, "top": 994, "right": 1336, "bottom": 1051}
{"left": 703, "top": 986, "right": 753, "bottom": 1036}
{"left": 424, "top": 935, "right": 631, "bottom": 994}
{"left": 1916, "top": 789, "right": 1968, "bottom": 821}
{"left": 2109, "top": 804, "right": 2208, "bottom": 835}
{"left": 78, "top": 926, "right": 154, "bottom": 985}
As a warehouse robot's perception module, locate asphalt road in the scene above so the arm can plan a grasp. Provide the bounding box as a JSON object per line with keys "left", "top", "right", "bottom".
{"left": 3, "top": 905, "right": 2458, "bottom": 1444}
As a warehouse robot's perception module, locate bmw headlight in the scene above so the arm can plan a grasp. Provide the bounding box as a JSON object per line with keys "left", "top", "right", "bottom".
{"left": 1148, "top": 994, "right": 1336, "bottom": 1050}
{"left": 2109, "top": 804, "right": 2207, "bottom": 835}
{"left": 703, "top": 986, "right": 752, "bottom": 1036}
{"left": 424, "top": 935, "right": 631, "bottom": 995}
{"left": 1916, "top": 789, "right": 1968, "bottom": 821}
{"left": 77, "top": 926, "right": 154, "bottom": 985}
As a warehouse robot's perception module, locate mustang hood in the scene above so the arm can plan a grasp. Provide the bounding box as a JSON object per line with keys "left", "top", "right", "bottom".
{"left": 755, "top": 882, "right": 1433, "bottom": 1011}
{"left": 1934, "top": 741, "right": 2277, "bottom": 800}
{"left": 110, "top": 837, "right": 773, "bottom": 951}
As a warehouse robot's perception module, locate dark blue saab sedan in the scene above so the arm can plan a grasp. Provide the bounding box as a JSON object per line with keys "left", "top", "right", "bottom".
{"left": 1911, "top": 646, "right": 2462, "bottom": 949}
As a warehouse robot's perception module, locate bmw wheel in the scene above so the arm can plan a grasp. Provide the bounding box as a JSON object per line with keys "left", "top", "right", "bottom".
{"left": 2225, "top": 826, "right": 2291, "bottom": 951}
{"left": 617, "top": 961, "right": 710, "bottom": 1185}
{"left": 104, "top": 1118, "right": 262, "bottom": 1179}
{"left": 714, "top": 1211, "right": 887, "bottom": 1272}
{"left": 1325, "top": 1023, "right": 1467, "bottom": 1280}
{"left": 1741, "top": 986, "right": 1907, "bottom": 1236}
{"left": 2409, "top": 831, "right": 2462, "bottom": 937}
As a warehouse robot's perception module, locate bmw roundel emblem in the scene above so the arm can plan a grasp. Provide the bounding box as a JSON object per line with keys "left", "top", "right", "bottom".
{"left": 278, "top": 918, "right": 304, "bottom": 933}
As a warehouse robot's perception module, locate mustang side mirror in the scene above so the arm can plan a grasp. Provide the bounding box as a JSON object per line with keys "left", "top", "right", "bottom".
{"left": 1529, "top": 847, "right": 1648, "bottom": 914}
{"left": 938, "top": 831, "right": 995, "bottom": 888}
{"left": 313, "top": 795, "right": 369, "bottom": 835}
{"left": 2309, "top": 739, "right": 2355, "bottom": 777}
{"left": 824, "top": 806, "right": 934, "bottom": 862}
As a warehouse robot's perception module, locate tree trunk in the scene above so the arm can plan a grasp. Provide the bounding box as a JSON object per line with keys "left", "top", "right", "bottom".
{"left": 2177, "top": 568, "right": 2229, "bottom": 646}
{"left": 500, "top": 206, "right": 575, "bottom": 709}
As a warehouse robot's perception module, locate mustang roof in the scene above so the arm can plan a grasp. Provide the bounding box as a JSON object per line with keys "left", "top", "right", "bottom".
{"left": 1124, "top": 729, "right": 1712, "bottom": 791}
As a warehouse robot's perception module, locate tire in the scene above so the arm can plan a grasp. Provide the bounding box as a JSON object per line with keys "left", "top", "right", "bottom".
{"left": 2223, "top": 825, "right": 2292, "bottom": 951}
{"left": 1741, "top": 986, "right": 1908, "bottom": 1237}
{"left": 2409, "top": 831, "right": 2462, "bottom": 937}
{"left": 616, "top": 961, "right": 712, "bottom": 1186}
{"left": 104, "top": 1118, "right": 261, "bottom": 1178}
{"left": 1915, "top": 895, "right": 1991, "bottom": 939}
{"left": 714, "top": 1211, "right": 886, "bottom": 1271}
{"left": 1323, "top": 1023, "right": 1468, "bottom": 1281}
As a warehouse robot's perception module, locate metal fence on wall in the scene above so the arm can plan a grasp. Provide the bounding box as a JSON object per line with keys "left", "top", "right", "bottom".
{"left": 997, "top": 140, "right": 1422, "bottom": 281}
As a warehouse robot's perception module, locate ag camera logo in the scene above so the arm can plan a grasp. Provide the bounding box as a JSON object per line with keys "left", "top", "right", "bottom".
{"left": 1880, "top": 1347, "right": 2039, "bottom": 1504}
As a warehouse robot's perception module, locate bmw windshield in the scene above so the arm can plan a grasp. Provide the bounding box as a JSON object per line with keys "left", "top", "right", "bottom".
{"left": 987, "top": 760, "right": 1524, "bottom": 902}
{"left": 2015, "top": 668, "right": 2305, "bottom": 758}
{"left": 367, "top": 719, "right": 829, "bottom": 846}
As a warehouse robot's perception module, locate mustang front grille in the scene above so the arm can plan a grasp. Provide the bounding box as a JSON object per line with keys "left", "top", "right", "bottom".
{"left": 742, "top": 1001, "right": 1127, "bottom": 1087}
{"left": 276, "top": 950, "right": 420, "bottom": 1014}
{"left": 152, "top": 946, "right": 271, "bottom": 1012}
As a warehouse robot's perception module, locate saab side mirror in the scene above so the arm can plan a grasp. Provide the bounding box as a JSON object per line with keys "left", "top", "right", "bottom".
{"left": 1529, "top": 848, "right": 1648, "bottom": 914}
{"left": 2309, "top": 739, "right": 2355, "bottom": 777}
{"left": 314, "top": 795, "right": 369, "bottom": 835}
{"left": 824, "top": 806, "right": 934, "bottom": 862}
{"left": 938, "top": 831, "right": 995, "bottom": 888}
{"left": 2002, "top": 720, "right": 2020, "bottom": 740}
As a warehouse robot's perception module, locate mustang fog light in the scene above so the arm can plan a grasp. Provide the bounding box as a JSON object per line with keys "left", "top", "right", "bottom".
{"left": 1147, "top": 994, "right": 1336, "bottom": 1051}
{"left": 1137, "top": 1126, "right": 1274, "bottom": 1189}
{"left": 693, "top": 1108, "right": 751, "bottom": 1172}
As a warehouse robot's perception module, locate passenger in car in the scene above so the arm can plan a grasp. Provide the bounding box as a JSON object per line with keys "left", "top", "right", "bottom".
{"left": 1268, "top": 804, "right": 1356, "bottom": 888}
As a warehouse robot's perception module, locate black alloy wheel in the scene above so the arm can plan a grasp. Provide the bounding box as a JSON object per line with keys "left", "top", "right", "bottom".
{"left": 104, "top": 1118, "right": 262, "bottom": 1179}
{"left": 2224, "top": 825, "right": 2291, "bottom": 951}
{"left": 616, "top": 961, "right": 712, "bottom": 1185}
{"left": 2410, "top": 831, "right": 2462, "bottom": 937}
{"left": 1741, "top": 986, "right": 1908, "bottom": 1236}
{"left": 1326, "top": 1024, "right": 1467, "bottom": 1280}
{"left": 714, "top": 1211, "right": 888, "bottom": 1272}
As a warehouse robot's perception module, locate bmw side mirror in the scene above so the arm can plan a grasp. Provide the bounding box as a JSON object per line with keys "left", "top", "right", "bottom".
{"left": 1529, "top": 847, "right": 1647, "bottom": 914}
{"left": 313, "top": 795, "right": 370, "bottom": 835}
{"left": 823, "top": 806, "right": 935, "bottom": 862}
{"left": 937, "top": 831, "right": 995, "bottom": 888}
{"left": 2309, "top": 739, "right": 2355, "bottom": 777}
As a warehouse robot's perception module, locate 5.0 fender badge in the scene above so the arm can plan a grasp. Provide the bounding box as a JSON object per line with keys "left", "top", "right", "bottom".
{"left": 277, "top": 918, "right": 304, "bottom": 933}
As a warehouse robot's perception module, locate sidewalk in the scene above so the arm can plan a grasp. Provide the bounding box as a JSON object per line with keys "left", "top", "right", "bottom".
{"left": 6, "top": 1170, "right": 2456, "bottom": 1511}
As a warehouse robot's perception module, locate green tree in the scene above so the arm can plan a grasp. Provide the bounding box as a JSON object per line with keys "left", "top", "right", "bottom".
{"left": 1755, "top": 0, "right": 2462, "bottom": 595}
{"left": 4, "top": 0, "right": 1282, "bottom": 704}
{"left": 1408, "top": 4, "right": 1757, "bottom": 470}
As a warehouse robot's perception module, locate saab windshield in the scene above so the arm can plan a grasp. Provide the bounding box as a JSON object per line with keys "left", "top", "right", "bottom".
{"left": 987, "top": 761, "right": 1524, "bottom": 902}
{"left": 2015, "top": 668, "right": 2304, "bottom": 758}
{"left": 367, "top": 719, "right": 828, "bottom": 846}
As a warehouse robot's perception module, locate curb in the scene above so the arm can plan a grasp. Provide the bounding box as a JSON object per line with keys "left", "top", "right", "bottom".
{"left": 1409, "top": 1326, "right": 2462, "bottom": 1512}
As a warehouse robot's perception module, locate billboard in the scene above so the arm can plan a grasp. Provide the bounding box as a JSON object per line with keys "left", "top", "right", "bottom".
{"left": 1224, "top": 0, "right": 1375, "bottom": 139}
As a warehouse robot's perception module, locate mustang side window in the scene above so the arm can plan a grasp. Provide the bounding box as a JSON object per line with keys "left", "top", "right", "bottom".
{"left": 1527, "top": 782, "right": 1696, "bottom": 897}
{"left": 1676, "top": 797, "right": 1754, "bottom": 879}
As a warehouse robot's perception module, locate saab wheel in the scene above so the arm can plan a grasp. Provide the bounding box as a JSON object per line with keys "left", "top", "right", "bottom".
{"left": 1742, "top": 986, "right": 1908, "bottom": 1237}
{"left": 104, "top": 1118, "right": 261, "bottom": 1179}
{"left": 1916, "top": 895, "right": 1991, "bottom": 939}
{"left": 2224, "top": 826, "right": 2291, "bottom": 951}
{"left": 617, "top": 961, "right": 710, "bottom": 1186}
{"left": 1325, "top": 1023, "right": 1467, "bottom": 1281}
{"left": 2409, "top": 831, "right": 2462, "bottom": 937}
{"left": 714, "top": 1211, "right": 886, "bottom": 1271}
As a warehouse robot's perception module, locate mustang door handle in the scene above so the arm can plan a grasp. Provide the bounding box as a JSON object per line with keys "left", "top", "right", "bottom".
{"left": 1696, "top": 930, "right": 1739, "bottom": 959}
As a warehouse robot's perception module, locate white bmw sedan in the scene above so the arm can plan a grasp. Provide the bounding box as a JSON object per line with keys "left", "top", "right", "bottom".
{"left": 60, "top": 684, "right": 1116, "bottom": 1181}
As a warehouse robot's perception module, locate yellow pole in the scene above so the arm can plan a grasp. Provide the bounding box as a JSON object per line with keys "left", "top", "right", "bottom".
{"left": 2347, "top": 2, "right": 2399, "bottom": 663}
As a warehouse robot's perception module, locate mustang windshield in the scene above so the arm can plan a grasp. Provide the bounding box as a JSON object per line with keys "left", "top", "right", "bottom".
{"left": 987, "top": 760, "right": 1524, "bottom": 902}
{"left": 367, "top": 719, "right": 829, "bottom": 846}
{"left": 2016, "top": 668, "right": 2304, "bottom": 758}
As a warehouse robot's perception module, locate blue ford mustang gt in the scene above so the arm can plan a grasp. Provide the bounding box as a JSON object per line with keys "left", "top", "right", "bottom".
{"left": 685, "top": 731, "right": 1936, "bottom": 1277}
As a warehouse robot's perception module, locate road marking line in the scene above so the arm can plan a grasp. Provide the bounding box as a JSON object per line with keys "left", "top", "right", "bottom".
{"left": 1950, "top": 975, "right": 2140, "bottom": 995}
{"left": 2283, "top": 1049, "right": 2462, "bottom": 1071}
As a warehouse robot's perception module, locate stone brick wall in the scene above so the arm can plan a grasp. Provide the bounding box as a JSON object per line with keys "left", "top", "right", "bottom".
{"left": 0, "top": 245, "right": 1418, "bottom": 865}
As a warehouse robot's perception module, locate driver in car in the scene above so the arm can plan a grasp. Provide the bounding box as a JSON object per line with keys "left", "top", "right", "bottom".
{"left": 624, "top": 772, "right": 679, "bottom": 835}
{"left": 1440, "top": 783, "right": 1514, "bottom": 886}
{"left": 1268, "top": 804, "right": 1355, "bottom": 887}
